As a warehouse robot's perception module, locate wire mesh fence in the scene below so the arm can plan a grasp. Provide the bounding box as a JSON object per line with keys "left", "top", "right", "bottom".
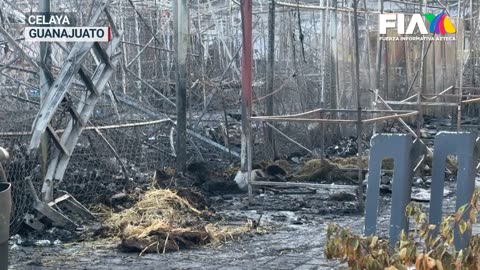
{"left": 1, "top": 0, "right": 480, "bottom": 233}
{"left": 0, "top": 89, "right": 242, "bottom": 233}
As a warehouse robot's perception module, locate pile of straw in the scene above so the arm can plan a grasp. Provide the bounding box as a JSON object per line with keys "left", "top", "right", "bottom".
{"left": 103, "top": 189, "right": 251, "bottom": 254}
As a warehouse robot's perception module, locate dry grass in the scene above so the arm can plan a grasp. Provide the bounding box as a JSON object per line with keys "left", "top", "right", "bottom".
{"left": 102, "top": 189, "right": 253, "bottom": 254}
{"left": 327, "top": 154, "right": 457, "bottom": 176}
{"left": 291, "top": 157, "right": 366, "bottom": 184}
{"left": 331, "top": 156, "right": 370, "bottom": 169}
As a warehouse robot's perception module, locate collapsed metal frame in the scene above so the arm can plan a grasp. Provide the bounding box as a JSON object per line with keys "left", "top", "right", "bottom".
{"left": 371, "top": 85, "right": 480, "bottom": 166}
{"left": 0, "top": 1, "right": 126, "bottom": 230}
{"left": 30, "top": 3, "right": 124, "bottom": 203}
{"left": 241, "top": 0, "right": 480, "bottom": 208}
{"left": 247, "top": 109, "right": 419, "bottom": 201}
{"left": 0, "top": 0, "right": 477, "bottom": 229}
{"left": 246, "top": 87, "right": 480, "bottom": 203}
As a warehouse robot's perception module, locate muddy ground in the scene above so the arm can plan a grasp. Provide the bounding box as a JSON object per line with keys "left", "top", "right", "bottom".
{"left": 8, "top": 178, "right": 461, "bottom": 270}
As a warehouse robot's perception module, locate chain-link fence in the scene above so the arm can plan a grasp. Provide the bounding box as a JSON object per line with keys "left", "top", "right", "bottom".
{"left": 1, "top": 0, "right": 480, "bottom": 233}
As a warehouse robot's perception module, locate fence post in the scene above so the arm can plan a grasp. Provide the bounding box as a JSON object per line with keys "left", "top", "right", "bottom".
{"left": 365, "top": 134, "right": 426, "bottom": 247}
{"left": 429, "top": 131, "right": 477, "bottom": 250}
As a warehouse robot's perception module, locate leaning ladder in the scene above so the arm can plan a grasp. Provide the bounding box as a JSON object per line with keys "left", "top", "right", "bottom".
{"left": 27, "top": 2, "right": 123, "bottom": 229}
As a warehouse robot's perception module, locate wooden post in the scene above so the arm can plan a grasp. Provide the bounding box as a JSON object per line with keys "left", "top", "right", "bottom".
{"left": 240, "top": 0, "right": 253, "bottom": 200}
{"left": 319, "top": 0, "right": 329, "bottom": 161}
{"left": 363, "top": 0, "right": 372, "bottom": 89}
{"left": 174, "top": 0, "right": 189, "bottom": 172}
{"left": 375, "top": 0, "right": 384, "bottom": 92}
{"left": 456, "top": 0, "right": 463, "bottom": 130}
{"left": 331, "top": 0, "right": 340, "bottom": 136}
{"left": 469, "top": 0, "right": 475, "bottom": 88}
{"left": 39, "top": 0, "right": 52, "bottom": 202}
{"left": 266, "top": 0, "right": 276, "bottom": 160}
{"left": 432, "top": 33, "right": 436, "bottom": 96}
{"left": 384, "top": 37, "right": 389, "bottom": 99}
{"left": 120, "top": 0, "right": 128, "bottom": 95}
{"left": 417, "top": 0, "right": 427, "bottom": 136}
{"left": 373, "top": 0, "right": 383, "bottom": 134}
{"left": 353, "top": 0, "right": 364, "bottom": 212}
{"left": 134, "top": 15, "right": 142, "bottom": 100}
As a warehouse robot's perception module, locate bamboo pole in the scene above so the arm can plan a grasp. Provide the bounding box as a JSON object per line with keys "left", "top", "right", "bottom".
{"left": 320, "top": 0, "right": 327, "bottom": 161}
{"left": 363, "top": 0, "right": 372, "bottom": 89}
{"left": 374, "top": 0, "right": 384, "bottom": 134}
{"left": 134, "top": 14, "right": 143, "bottom": 100}
{"left": 252, "top": 117, "right": 358, "bottom": 123}
{"left": 470, "top": 0, "right": 475, "bottom": 88}
{"left": 331, "top": 0, "right": 340, "bottom": 136}
{"left": 417, "top": 0, "right": 427, "bottom": 137}
{"left": 250, "top": 181, "right": 356, "bottom": 190}
{"left": 457, "top": 0, "right": 464, "bottom": 130}
{"left": 265, "top": 122, "right": 314, "bottom": 155}
{"left": 120, "top": 0, "right": 128, "bottom": 95}
{"left": 353, "top": 0, "right": 364, "bottom": 212}
{"left": 266, "top": 0, "right": 277, "bottom": 160}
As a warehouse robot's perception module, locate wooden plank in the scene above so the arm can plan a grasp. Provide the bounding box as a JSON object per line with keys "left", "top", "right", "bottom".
{"left": 52, "top": 34, "right": 123, "bottom": 181}
{"left": 385, "top": 101, "right": 458, "bottom": 106}
{"left": 93, "top": 42, "right": 112, "bottom": 68}
{"left": 251, "top": 117, "right": 357, "bottom": 123}
{"left": 48, "top": 194, "right": 70, "bottom": 207}
{"left": 67, "top": 102, "right": 86, "bottom": 127}
{"left": 186, "top": 129, "right": 240, "bottom": 158}
{"left": 29, "top": 3, "right": 109, "bottom": 150}
{"left": 46, "top": 125, "right": 70, "bottom": 156}
{"left": 78, "top": 68, "right": 100, "bottom": 96}
{"left": 250, "top": 181, "right": 356, "bottom": 190}
{"left": 34, "top": 201, "right": 76, "bottom": 230}
{"left": 0, "top": 26, "right": 40, "bottom": 71}
{"left": 103, "top": 7, "right": 119, "bottom": 36}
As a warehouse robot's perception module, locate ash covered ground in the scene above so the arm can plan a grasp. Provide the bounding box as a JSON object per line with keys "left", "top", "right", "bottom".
{"left": 8, "top": 169, "right": 461, "bottom": 270}
{"left": 7, "top": 116, "right": 471, "bottom": 269}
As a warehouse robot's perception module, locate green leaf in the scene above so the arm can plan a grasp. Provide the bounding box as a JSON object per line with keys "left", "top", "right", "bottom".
{"left": 459, "top": 204, "right": 468, "bottom": 212}
{"left": 458, "top": 220, "right": 467, "bottom": 235}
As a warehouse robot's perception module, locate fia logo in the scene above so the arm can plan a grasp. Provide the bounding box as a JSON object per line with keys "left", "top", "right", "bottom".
{"left": 379, "top": 12, "right": 456, "bottom": 35}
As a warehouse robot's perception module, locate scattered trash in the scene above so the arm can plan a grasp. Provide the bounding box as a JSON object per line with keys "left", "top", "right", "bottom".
{"left": 34, "top": 240, "right": 51, "bottom": 247}
{"left": 411, "top": 187, "right": 452, "bottom": 202}
{"left": 325, "top": 137, "right": 365, "bottom": 157}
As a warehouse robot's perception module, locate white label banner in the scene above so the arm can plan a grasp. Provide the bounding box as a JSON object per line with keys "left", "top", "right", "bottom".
{"left": 25, "top": 27, "right": 110, "bottom": 42}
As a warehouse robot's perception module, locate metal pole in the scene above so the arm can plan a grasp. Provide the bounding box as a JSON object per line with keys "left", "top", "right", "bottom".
{"left": 240, "top": 0, "right": 253, "bottom": 201}
{"left": 174, "top": 0, "right": 189, "bottom": 172}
